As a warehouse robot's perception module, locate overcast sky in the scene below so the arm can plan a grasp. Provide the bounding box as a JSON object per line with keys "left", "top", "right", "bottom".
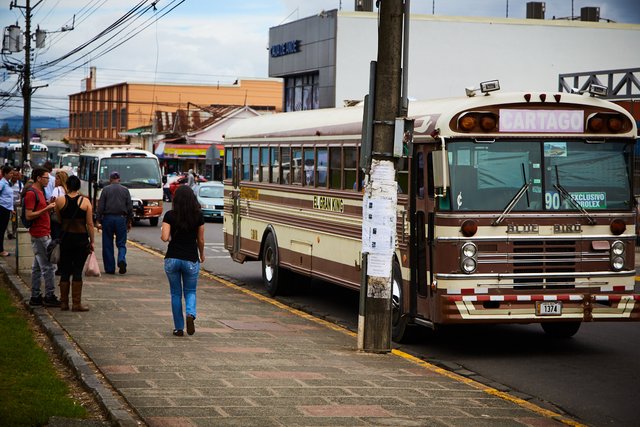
{"left": 1, "top": 0, "right": 639, "bottom": 122}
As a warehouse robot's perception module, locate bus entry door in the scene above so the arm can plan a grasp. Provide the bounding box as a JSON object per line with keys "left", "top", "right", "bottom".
{"left": 231, "top": 153, "right": 242, "bottom": 262}
{"left": 412, "top": 149, "right": 432, "bottom": 320}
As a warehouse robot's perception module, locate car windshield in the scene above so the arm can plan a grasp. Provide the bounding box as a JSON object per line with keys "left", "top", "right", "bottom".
{"left": 199, "top": 186, "right": 223, "bottom": 198}
{"left": 99, "top": 157, "right": 162, "bottom": 188}
{"left": 445, "top": 139, "right": 632, "bottom": 212}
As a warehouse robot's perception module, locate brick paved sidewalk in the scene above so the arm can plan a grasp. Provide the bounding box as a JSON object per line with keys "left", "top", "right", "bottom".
{"left": 1, "top": 236, "right": 579, "bottom": 426}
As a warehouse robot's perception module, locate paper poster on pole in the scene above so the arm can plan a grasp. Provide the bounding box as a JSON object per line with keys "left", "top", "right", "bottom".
{"left": 366, "top": 253, "right": 392, "bottom": 279}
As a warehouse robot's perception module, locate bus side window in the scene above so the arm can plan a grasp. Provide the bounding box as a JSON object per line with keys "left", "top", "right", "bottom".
{"left": 251, "top": 147, "right": 259, "bottom": 181}
{"left": 241, "top": 148, "right": 250, "bottom": 181}
{"left": 316, "top": 148, "right": 327, "bottom": 188}
{"left": 225, "top": 148, "right": 232, "bottom": 180}
{"left": 281, "top": 147, "right": 291, "bottom": 184}
{"left": 292, "top": 148, "right": 302, "bottom": 184}
{"left": 260, "top": 147, "right": 269, "bottom": 182}
{"left": 303, "top": 148, "right": 315, "bottom": 186}
{"left": 269, "top": 148, "right": 279, "bottom": 184}
{"left": 344, "top": 147, "right": 357, "bottom": 190}
{"left": 329, "top": 147, "right": 341, "bottom": 189}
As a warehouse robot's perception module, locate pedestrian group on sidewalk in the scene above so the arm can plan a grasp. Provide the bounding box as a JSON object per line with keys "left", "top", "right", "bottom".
{"left": 6, "top": 163, "right": 206, "bottom": 337}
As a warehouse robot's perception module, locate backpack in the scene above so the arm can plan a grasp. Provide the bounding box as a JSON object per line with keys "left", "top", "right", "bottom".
{"left": 20, "top": 188, "right": 39, "bottom": 229}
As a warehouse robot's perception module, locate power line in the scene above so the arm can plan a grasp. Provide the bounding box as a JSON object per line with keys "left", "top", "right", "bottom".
{"left": 34, "top": 0, "right": 186, "bottom": 84}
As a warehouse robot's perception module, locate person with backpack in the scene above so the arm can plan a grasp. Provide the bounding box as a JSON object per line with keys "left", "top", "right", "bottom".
{"left": 24, "top": 167, "right": 60, "bottom": 307}
{"left": 0, "top": 165, "right": 14, "bottom": 257}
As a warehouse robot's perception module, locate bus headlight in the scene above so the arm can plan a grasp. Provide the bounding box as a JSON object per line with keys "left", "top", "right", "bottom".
{"left": 461, "top": 257, "right": 477, "bottom": 273}
{"left": 611, "top": 240, "right": 624, "bottom": 256}
{"left": 462, "top": 242, "right": 477, "bottom": 258}
{"left": 461, "top": 243, "right": 477, "bottom": 273}
{"left": 146, "top": 200, "right": 160, "bottom": 207}
{"left": 611, "top": 256, "right": 624, "bottom": 271}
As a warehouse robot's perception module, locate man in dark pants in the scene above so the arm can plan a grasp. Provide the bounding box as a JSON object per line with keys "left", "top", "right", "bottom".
{"left": 96, "top": 171, "right": 133, "bottom": 274}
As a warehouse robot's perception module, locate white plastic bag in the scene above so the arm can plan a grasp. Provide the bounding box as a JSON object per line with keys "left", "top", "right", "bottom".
{"left": 83, "top": 252, "right": 101, "bottom": 277}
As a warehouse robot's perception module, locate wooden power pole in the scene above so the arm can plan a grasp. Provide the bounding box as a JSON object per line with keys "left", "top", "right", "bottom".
{"left": 358, "top": 0, "right": 405, "bottom": 352}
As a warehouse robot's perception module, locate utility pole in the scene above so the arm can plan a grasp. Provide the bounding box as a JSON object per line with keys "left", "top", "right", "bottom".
{"left": 8, "top": 0, "right": 35, "bottom": 170}
{"left": 358, "top": 0, "right": 405, "bottom": 353}
{"left": 21, "top": 0, "right": 32, "bottom": 169}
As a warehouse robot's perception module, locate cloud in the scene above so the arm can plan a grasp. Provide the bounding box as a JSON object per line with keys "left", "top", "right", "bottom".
{"left": 1, "top": 0, "right": 638, "bottom": 120}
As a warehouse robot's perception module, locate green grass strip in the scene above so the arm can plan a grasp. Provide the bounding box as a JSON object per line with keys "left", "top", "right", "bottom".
{"left": 0, "top": 283, "right": 88, "bottom": 425}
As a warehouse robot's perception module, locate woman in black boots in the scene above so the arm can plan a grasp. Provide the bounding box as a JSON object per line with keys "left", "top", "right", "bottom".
{"left": 54, "top": 175, "right": 95, "bottom": 311}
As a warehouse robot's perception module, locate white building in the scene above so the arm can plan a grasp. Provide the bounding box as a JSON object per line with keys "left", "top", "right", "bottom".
{"left": 268, "top": 9, "right": 640, "bottom": 111}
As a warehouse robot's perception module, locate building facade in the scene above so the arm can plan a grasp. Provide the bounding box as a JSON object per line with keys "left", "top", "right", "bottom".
{"left": 68, "top": 68, "right": 283, "bottom": 147}
{"left": 268, "top": 10, "right": 640, "bottom": 111}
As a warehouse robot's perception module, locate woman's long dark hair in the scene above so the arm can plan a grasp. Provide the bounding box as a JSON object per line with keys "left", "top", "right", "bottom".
{"left": 171, "top": 185, "right": 202, "bottom": 232}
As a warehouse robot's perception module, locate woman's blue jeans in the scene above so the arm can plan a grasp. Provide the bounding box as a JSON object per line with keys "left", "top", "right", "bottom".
{"left": 164, "top": 258, "right": 200, "bottom": 331}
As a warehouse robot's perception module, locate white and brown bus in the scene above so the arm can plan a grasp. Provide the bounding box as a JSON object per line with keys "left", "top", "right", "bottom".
{"left": 222, "top": 87, "right": 640, "bottom": 340}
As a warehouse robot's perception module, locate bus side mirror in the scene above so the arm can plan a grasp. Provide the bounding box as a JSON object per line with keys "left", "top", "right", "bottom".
{"left": 431, "top": 150, "right": 449, "bottom": 195}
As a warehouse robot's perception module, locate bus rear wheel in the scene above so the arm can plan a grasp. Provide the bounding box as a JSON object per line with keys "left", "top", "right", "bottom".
{"left": 391, "top": 260, "right": 409, "bottom": 342}
{"left": 262, "top": 233, "right": 286, "bottom": 297}
{"left": 541, "top": 321, "right": 581, "bottom": 338}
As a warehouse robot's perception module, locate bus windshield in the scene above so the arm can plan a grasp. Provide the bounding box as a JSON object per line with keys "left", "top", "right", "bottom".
{"left": 98, "top": 157, "right": 162, "bottom": 188}
{"left": 447, "top": 140, "right": 632, "bottom": 212}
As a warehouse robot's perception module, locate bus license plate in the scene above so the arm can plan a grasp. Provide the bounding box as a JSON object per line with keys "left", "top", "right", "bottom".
{"left": 536, "top": 301, "right": 562, "bottom": 316}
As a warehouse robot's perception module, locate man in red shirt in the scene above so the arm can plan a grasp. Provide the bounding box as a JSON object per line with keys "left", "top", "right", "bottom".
{"left": 25, "top": 167, "right": 59, "bottom": 307}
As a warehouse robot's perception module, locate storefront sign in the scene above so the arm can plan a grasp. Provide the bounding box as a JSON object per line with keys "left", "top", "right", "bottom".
{"left": 270, "top": 40, "right": 300, "bottom": 57}
{"left": 163, "top": 144, "right": 208, "bottom": 158}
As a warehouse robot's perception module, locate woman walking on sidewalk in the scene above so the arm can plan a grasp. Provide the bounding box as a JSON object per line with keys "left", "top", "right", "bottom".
{"left": 161, "top": 185, "right": 205, "bottom": 336}
{"left": 54, "top": 175, "right": 95, "bottom": 311}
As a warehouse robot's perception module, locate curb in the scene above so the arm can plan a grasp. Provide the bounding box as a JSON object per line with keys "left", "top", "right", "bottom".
{"left": 0, "top": 263, "right": 142, "bottom": 427}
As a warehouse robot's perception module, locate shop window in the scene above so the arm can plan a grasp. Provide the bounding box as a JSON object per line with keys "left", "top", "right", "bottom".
{"left": 285, "top": 73, "right": 319, "bottom": 112}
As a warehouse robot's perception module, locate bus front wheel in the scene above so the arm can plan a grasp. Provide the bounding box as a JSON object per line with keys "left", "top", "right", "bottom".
{"left": 262, "top": 233, "right": 286, "bottom": 297}
{"left": 541, "top": 321, "right": 581, "bottom": 338}
{"left": 149, "top": 218, "right": 159, "bottom": 227}
{"left": 391, "top": 260, "right": 409, "bottom": 342}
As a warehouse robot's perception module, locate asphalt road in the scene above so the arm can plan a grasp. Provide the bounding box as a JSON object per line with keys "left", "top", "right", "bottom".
{"left": 130, "top": 212, "right": 640, "bottom": 427}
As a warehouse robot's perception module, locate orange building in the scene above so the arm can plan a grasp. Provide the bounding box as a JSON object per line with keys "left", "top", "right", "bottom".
{"left": 68, "top": 68, "right": 283, "bottom": 147}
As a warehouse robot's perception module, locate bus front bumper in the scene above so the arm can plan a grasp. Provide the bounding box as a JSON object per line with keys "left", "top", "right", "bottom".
{"left": 440, "top": 293, "right": 640, "bottom": 323}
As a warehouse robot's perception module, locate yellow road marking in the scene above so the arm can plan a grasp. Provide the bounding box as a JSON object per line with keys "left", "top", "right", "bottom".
{"left": 130, "top": 241, "right": 586, "bottom": 426}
